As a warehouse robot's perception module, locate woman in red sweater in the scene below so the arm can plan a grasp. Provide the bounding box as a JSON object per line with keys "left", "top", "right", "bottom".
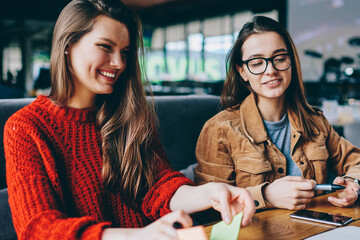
{"left": 4, "top": 0, "right": 255, "bottom": 239}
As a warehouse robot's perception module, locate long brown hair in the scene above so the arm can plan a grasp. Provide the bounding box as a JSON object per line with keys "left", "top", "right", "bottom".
{"left": 222, "top": 16, "right": 320, "bottom": 140}
{"left": 49, "top": 0, "right": 157, "bottom": 204}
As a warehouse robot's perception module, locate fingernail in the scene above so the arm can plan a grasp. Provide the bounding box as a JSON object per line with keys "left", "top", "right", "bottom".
{"left": 172, "top": 221, "right": 183, "bottom": 229}
{"left": 225, "top": 216, "right": 231, "bottom": 224}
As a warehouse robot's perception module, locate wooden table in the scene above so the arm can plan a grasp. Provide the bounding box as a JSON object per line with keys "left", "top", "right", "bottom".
{"left": 204, "top": 193, "right": 360, "bottom": 239}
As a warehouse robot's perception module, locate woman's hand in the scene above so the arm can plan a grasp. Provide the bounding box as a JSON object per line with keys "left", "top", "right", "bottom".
{"left": 328, "top": 177, "right": 359, "bottom": 207}
{"left": 170, "top": 183, "right": 255, "bottom": 226}
{"left": 264, "top": 176, "right": 316, "bottom": 210}
{"left": 207, "top": 182, "right": 255, "bottom": 226}
{"left": 102, "top": 210, "right": 192, "bottom": 240}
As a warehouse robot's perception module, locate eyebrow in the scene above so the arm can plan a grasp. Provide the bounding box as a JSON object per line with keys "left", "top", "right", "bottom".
{"left": 247, "top": 48, "right": 288, "bottom": 59}
{"left": 98, "top": 37, "right": 130, "bottom": 49}
{"left": 99, "top": 37, "right": 117, "bottom": 46}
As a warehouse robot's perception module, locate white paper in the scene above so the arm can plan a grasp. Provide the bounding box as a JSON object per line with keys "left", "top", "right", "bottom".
{"left": 306, "top": 226, "right": 360, "bottom": 240}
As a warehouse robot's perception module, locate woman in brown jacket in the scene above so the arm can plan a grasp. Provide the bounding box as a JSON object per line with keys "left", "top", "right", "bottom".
{"left": 195, "top": 16, "right": 360, "bottom": 210}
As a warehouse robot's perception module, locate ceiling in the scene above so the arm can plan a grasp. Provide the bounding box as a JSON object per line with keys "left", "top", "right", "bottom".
{"left": 0, "top": 0, "right": 285, "bottom": 52}
{"left": 1, "top": 0, "right": 285, "bottom": 26}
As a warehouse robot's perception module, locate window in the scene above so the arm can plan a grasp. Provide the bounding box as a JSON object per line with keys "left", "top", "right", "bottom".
{"left": 2, "top": 43, "right": 22, "bottom": 83}
{"left": 145, "top": 10, "right": 279, "bottom": 85}
{"left": 188, "top": 33, "right": 204, "bottom": 81}
{"left": 165, "top": 41, "right": 187, "bottom": 81}
{"left": 204, "top": 35, "right": 233, "bottom": 81}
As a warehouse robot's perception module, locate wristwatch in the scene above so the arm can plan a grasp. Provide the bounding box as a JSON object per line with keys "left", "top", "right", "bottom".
{"left": 344, "top": 176, "right": 360, "bottom": 195}
{"left": 355, "top": 179, "right": 360, "bottom": 195}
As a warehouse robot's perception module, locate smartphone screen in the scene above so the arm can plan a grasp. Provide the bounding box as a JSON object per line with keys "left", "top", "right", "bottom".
{"left": 289, "top": 209, "right": 353, "bottom": 226}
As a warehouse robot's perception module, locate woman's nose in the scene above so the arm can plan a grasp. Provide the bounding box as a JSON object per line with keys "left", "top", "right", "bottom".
{"left": 265, "top": 60, "right": 278, "bottom": 74}
{"left": 110, "top": 52, "right": 125, "bottom": 69}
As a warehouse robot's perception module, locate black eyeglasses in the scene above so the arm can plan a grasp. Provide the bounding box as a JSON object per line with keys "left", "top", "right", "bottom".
{"left": 241, "top": 53, "right": 291, "bottom": 75}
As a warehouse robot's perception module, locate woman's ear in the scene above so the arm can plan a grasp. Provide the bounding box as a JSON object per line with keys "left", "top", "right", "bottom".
{"left": 64, "top": 44, "right": 73, "bottom": 68}
{"left": 236, "top": 64, "right": 248, "bottom": 82}
{"left": 65, "top": 44, "right": 70, "bottom": 55}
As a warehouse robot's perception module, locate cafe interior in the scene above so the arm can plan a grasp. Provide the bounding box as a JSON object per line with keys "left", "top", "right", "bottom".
{"left": 2, "top": 0, "right": 360, "bottom": 114}
{"left": 1, "top": 0, "right": 360, "bottom": 100}
{"left": 1, "top": 0, "right": 360, "bottom": 239}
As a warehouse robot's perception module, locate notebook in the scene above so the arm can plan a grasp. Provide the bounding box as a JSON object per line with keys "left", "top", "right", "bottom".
{"left": 305, "top": 226, "right": 360, "bottom": 240}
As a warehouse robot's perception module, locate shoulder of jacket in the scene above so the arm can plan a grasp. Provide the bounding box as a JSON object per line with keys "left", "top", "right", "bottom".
{"left": 205, "top": 108, "right": 240, "bottom": 125}
{"left": 200, "top": 109, "right": 245, "bottom": 139}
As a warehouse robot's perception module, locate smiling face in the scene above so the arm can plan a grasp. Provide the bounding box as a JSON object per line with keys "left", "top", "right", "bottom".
{"left": 237, "top": 31, "right": 292, "bottom": 105}
{"left": 67, "top": 15, "right": 130, "bottom": 108}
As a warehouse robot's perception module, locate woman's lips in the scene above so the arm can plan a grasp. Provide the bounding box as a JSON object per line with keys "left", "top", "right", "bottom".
{"left": 98, "top": 70, "right": 116, "bottom": 79}
{"left": 263, "top": 79, "right": 281, "bottom": 87}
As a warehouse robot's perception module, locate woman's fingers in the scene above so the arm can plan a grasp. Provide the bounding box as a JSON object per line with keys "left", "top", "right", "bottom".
{"left": 328, "top": 193, "right": 357, "bottom": 207}
{"left": 292, "top": 203, "right": 307, "bottom": 210}
{"left": 295, "top": 189, "right": 315, "bottom": 199}
{"left": 156, "top": 210, "right": 193, "bottom": 229}
{"left": 328, "top": 177, "right": 359, "bottom": 207}
{"left": 239, "top": 189, "right": 256, "bottom": 226}
{"left": 144, "top": 210, "right": 193, "bottom": 239}
{"left": 143, "top": 219, "right": 178, "bottom": 240}
{"left": 328, "top": 196, "right": 349, "bottom": 207}
{"left": 210, "top": 184, "right": 255, "bottom": 226}
{"left": 293, "top": 197, "right": 312, "bottom": 204}
{"left": 333, "top": 176, "right": 345, "bottom": 185}
{"left": 218, "top": 190, "right": 233, "bottom": 224}
{"left": 222, "top": 187, "right": 255, "bottom": 226}
{"left": 164, "top": 210, "right": 193, "bottom": 228}
{"left": 296, "top": 180, "right": 316, "bottom": 191}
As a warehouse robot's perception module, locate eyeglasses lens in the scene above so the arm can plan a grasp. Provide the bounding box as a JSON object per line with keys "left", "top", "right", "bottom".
{"left": 248, "top": 55, "right": 291, "bottom": 74}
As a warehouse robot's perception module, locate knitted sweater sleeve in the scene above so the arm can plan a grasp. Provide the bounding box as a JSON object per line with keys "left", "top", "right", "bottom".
{"left": 141, "top": 129, "right": 194, "bottom": 220}
{"left": 4, "top": 116, "right": 110, "bottom": 240}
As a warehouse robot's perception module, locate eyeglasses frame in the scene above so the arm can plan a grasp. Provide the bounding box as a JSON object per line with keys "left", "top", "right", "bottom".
{"left": 241, "top": 53, "right": 292, "bottom": 75}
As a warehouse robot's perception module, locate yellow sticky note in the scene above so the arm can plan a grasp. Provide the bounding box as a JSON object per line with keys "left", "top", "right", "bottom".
{"left": 210, "top": 212, "right": 243, "bottom": 240}
{"left": 177, "top": 226, "right": 208, "bottom": 240}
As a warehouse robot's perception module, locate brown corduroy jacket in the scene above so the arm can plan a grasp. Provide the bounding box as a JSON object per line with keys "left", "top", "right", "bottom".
{"left": 195, "top": 93, "right": 360, "bottom": 209}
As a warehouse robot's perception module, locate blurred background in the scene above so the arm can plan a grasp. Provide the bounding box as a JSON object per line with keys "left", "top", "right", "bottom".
{"left": 1, "top": 0, "right": 360, "bottom": 125}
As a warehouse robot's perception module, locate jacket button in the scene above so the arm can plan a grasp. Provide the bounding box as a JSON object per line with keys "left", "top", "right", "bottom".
{"left": 254, "top": 200, "right": 259, "bottom": 207}
{"left": 293, "top": 135, "right": 296, "bottom": 138}
{"left": 278, "top": 168, "right": 284, "bottom": 174}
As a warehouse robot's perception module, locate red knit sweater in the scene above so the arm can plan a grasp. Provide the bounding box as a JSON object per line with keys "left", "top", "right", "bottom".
{"left": 4, "top": 95, "right": 193, "bottom": 240}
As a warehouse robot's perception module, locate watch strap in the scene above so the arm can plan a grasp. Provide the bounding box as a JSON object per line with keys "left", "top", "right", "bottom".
{"left": 344, "top": 176, "right": 360, "bottom": 195}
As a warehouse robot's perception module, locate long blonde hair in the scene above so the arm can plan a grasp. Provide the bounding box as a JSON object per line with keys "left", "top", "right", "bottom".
{"left": 49, "top": 0, "right": 157, "bottom": 204}
{"left": 222, "top": 16, "right": 320, "bottom": 140}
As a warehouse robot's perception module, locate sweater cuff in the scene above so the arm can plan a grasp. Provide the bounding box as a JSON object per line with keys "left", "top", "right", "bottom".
{"left": 81, "top": 222, "right": 112, "bottom": 239}
{"left": 142, "top": 171, "right": 194, "bottom": 220}
{"left": 246, "top": 182, "right": 269, "bottom": 210}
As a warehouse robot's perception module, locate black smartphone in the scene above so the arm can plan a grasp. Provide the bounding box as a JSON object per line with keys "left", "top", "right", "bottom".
{"left": 289, "top": 209, "right": 353, "bottom": 226}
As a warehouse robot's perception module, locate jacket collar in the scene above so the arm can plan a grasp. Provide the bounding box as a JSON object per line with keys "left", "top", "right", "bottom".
{"left": 239, "top": 93, "right": 304, "bottom": 144}
{"left": 287, "top": 107, "right": 303, "bottom": 133}
{"left": 239, "top": 93, "right": 268, "bottom": 144}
